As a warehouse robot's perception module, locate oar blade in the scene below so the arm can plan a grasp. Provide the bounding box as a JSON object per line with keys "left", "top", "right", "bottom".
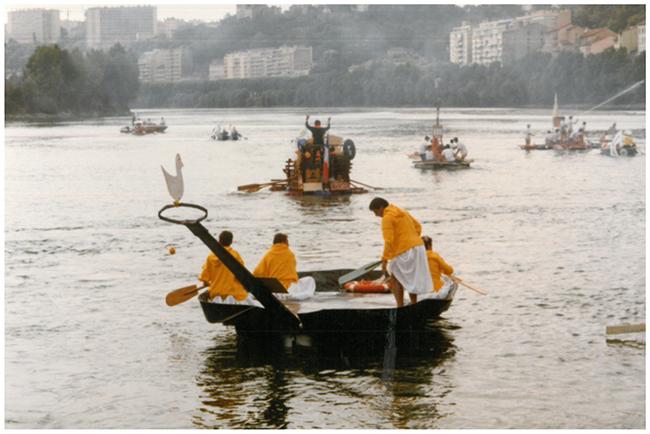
{"left": 165, "top": 284, "right": 201, "bottom": 306}
{"left": 338, "top": 260, "right": 382, "bottom": 286}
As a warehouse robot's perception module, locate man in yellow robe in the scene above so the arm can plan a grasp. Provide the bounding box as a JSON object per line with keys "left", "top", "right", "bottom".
{"left": 369, "top": 197, "right": 433, "bottom": 307}
{"left": 422, "top": 236, "right": 454, "bottom": 292}
{"left": 199, "top": 231, "right": 249, "bottom": 302}
{"left": 253, "top": 233, "right": 315, "bottom": 299}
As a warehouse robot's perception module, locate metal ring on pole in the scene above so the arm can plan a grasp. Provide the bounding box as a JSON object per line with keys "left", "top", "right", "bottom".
{"left": 158, "top": 203, "right": 208, "bottom": 225}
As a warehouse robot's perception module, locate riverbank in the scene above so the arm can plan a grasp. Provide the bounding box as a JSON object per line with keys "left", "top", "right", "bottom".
{"left": 5, "top": 109, "right": 132, "bottom": 124}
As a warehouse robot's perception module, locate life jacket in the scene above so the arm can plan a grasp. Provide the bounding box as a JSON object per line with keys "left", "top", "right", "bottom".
{"left": 343, "top": 279, "right": 390, "bottom": 293}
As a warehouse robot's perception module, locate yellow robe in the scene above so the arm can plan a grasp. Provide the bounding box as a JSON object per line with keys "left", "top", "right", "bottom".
{"left": 199, "top": 246, "right": 248, "bottom": 301}
{"left": 253, "top": 243, "right": 298, "bottom": 289}
{"left": 426, "top": 250, "right": 454, "bottom": 292}
{"left": 381, "top": 204, "right": 423, "bottom": 261}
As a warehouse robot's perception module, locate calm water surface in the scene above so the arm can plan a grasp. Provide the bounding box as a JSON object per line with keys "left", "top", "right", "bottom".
{"left": 5, "top": 108, "right": 645, "bottom": 428}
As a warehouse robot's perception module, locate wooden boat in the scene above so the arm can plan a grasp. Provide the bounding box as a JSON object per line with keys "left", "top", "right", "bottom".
{"left": 523, "top": 94, "right": 590, "bottom": 151}
{"left": 159, "top": 203, "right": 457, "bottom": 340}
{"left": 252, "top": 134, "right": 367, "bottom": 195}
{"left": 198, "top": 269, "right": 457, "bottom": 337}
{"left": 600, "top": 132, "right": 638, "bottom": 157}
{"left": 413, "top": 159, "right": 471, "bottom": 170}
{"left": 127, "top": 120, "right": 167, "bottom": 135}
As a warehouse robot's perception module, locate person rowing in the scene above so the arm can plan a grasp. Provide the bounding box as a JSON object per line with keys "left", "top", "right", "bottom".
{"left": 199, "top": 230, "right": 252, "bottom": 304}
{"left": 422, "top": 235, "right": 454, "bottom": 296}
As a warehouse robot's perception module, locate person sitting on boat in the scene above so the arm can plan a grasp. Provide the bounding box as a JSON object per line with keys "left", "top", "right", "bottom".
{"left": 305, "top": 115, "right": 331, "bottom": 146}
{"left": 253, "top": 233, "right": 316, "bottom": 300}
{"left": 441, "top": 145, "right": 455, "bottom": 163}
{"left": 422, "top": 236, "right": 454, "bottom": 295}
{"left": 419, "top": 136, "right": 431, "bottom": 161}
{"left": 369, "top": 197, "right": 432, "bottom": 307}
{"left": 199, "top": 230, "right": 250, "bottom": 303}
{"left": 160, "top": 117, "right": 166, "bottom": 126}
{"left": 231, "top": 126, "right": 240, "bottom": 140}
{"left": 452, "top": 138, "right": 468, "bottom": 161}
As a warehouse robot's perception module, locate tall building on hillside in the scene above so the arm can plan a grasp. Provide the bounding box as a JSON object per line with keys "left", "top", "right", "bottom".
{"left": 638, "top": 24, "right": 646, "bottom": 53}
{"left": 138, "top": 48, "right": 183, "bottom": 83}
{"left": 86, "top": 6, "right": 157, "bottom": 50}
{"left": 449, "top": 22, "right": 472, "bottom": 64}
{"left": 502, "top": 22, "right": 545, "bottom": 65}
{"left": 223, "top": 46, "right": 312, "bottom": 79}
{"left": 7, "top": 9, "right": 60, "bottom": 44}
{"left": 450, "top": 8, "right": 571, "bottom": 65}
{"left": 209, "top": 60, "right": 225, "bottom": 80}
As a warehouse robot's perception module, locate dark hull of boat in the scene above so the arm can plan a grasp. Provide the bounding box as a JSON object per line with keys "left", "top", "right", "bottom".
{"left": 198, "top": 269, "right": 457, "bottom": 337}
{"left": 413, "top": 160, "right": 471, "bottom": 170}
{"left": 520, "top": 144, "right": 553, "bottom": 150}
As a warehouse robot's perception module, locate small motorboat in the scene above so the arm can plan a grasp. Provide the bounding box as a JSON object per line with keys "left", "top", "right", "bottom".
{"left": 600, "top": 130, "right": 638, "bottom": 157}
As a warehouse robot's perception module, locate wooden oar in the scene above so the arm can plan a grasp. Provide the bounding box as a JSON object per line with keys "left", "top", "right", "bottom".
{"left": 606, "top": 323, "right": 645, "bottom": 335}
{"left": 166, "top": 283, "right": 208, "bottom": 306}
{"left": 349, "top": 179, "right": 383, "bottom": 190}
{"left": 338, "top": 260, "right": 383, "bottom": 287}
{"left": 451, "top": 276, "right": 487, "bottom": 295}
{"left": 237, "top": 181, "right": 285, "bottom": 193}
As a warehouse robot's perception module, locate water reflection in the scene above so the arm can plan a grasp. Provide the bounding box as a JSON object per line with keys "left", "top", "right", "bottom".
{"left": 194, "top": 323, "right": 456, "bottom": 428}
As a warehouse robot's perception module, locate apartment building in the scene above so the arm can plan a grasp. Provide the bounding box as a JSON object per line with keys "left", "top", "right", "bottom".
{"left": 638, "top": 24, "right": 646, "bottom": 53}
{"left": 449, "top": 22, "right": 472, "bottom": 65}
{"left": 223, "top": 46, "right": 312, "bottom": 79}
{"left": 579, "top": 28, "right": 618, "bottom": 55}
{"left": 138, "top": 48, "right": 183, "bottom": 83}
{"left": 502, "top": 22, "right": 545, "bottom": 65}
{"left": 86, "top": 6, "right": 156, "bottom": 50}
{"left": 209, "top": 60, "right": 225, "bottom": 80}
{"left": 7, "top": 9, "right": 60, "bottom": 44}
{"left": 450, "top": 9, "right": 571, "bottom": 65}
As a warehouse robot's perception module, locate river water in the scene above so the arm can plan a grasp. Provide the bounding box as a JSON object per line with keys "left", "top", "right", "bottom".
{"left": 5, "top": 108, "right": 645, "bottom": 428}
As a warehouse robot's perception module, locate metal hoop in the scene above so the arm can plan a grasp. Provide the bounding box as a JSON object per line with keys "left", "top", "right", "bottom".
{"left": 158, "top": 203, "right": 208, "bottom": 225}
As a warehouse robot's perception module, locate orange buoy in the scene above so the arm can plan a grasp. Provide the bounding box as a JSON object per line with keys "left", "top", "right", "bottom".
{"left": 343, "top": 279, "right": 389, "bottom": 293}
{"left": 168, "top": 246, "right": 176, "bottom": 255}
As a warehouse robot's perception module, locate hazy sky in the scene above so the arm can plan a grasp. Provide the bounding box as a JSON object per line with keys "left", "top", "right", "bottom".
{"left": 6, "top": 2, "right": 238, "bottom": 22}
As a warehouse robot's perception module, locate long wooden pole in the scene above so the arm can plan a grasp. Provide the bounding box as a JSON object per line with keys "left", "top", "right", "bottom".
{"left": 451, "top": 276, "right": 487, "bottom": 295}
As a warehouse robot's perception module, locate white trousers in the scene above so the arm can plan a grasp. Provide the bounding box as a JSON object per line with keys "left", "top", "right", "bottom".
{"left": 388, "top": 245, "right": 433, "bottom": 295}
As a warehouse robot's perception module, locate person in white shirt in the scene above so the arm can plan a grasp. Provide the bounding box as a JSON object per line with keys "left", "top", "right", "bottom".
{"left": 451, "top": 138, "right": 468, "bottom": 161}
{"left": 441, "top": 145, "right": 455, "bottom": 162}
{"left": 419, "top": 136, "right": 430, "bottom": 160}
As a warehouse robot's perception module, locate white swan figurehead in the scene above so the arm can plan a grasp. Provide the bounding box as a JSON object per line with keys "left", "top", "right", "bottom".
{"left": 161, "top": 153, "right": 184, "bottom": 205}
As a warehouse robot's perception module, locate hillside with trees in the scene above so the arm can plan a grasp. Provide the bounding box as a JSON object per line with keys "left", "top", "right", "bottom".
{"left": 6, "top": 44, "right": 139, "bottom": 117}
{"left": 134, "top": 48, "right": 645, "bottom": 109}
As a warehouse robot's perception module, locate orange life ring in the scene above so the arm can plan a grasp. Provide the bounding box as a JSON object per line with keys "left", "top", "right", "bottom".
{"left": 343, "top": 280, "right": 390, "bottom": 293}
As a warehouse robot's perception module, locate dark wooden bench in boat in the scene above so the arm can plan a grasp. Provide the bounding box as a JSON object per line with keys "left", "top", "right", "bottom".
{"left": 198, "top": 268, "right": 458, "bottom": 336}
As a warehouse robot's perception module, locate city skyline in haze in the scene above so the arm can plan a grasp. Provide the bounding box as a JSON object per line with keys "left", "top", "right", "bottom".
{"left": 6, "top": 3, "right": 237, "bottom": 23}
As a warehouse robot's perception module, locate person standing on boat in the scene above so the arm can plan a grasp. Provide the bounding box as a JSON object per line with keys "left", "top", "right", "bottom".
{"left": 422, "top": 236, "right": 454, "bottom": 294}
{"left": 305, "top": 115, "right": 331, "bottom": 145}
{"left": 253, "top": 233, "right": 315, "bottom": 300}
{"left": 199, "top": 231, "right": 249, "bottom": 303}
{"left": 369, "top": 197, "right": 432, "bottom": 307}
{"left": 525, "top": 124, "right": 533, "bottom": 146}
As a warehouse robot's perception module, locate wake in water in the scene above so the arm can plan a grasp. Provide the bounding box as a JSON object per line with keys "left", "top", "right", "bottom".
{"left": 580, "top": 80, "right": 645, "bottom": 114}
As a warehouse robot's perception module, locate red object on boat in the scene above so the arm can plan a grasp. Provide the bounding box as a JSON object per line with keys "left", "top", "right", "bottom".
{"left": 343, "top": 280, "right": 390, "bottom": 293}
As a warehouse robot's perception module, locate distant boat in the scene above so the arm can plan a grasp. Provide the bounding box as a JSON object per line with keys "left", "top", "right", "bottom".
{"left": 122, "top": 118, "right": 167, "bottom": 135}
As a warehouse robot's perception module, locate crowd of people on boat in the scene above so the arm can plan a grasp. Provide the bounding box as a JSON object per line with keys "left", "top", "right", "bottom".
{"left": 542, "top": 116, "right": 588, "bottom": 147}
{"left": 419, "top": 136, "right": 469, "bottom": 163}
{"left": 198, "top": 197, "right": 455, "bottom": 308}
{"left": 211, "top": 124, "right": 242, "bottom": 141}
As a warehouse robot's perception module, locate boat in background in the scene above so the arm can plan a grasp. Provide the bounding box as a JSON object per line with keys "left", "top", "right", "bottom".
{"left": 121, "top": 117, "right": 167, "bottom": 135}
{"left": 600, "top": 130, "right": 638, "bottom": 157}
{"left": 521, "top": 94, "right": 590, "bottom": 151}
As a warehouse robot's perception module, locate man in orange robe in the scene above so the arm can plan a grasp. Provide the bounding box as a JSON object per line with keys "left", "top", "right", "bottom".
{"left": 254, "top": 233, "right": 315, "bottom": 299}
{"left": 199, "top": 231, "right": 248, "bottom": 302}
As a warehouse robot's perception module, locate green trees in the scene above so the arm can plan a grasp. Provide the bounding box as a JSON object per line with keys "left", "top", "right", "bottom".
{"left": 5, "top": 43, "right": 139, "bottom": 116}
{"left": 134, "top": 49, "right": 645, "bottom": 109}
